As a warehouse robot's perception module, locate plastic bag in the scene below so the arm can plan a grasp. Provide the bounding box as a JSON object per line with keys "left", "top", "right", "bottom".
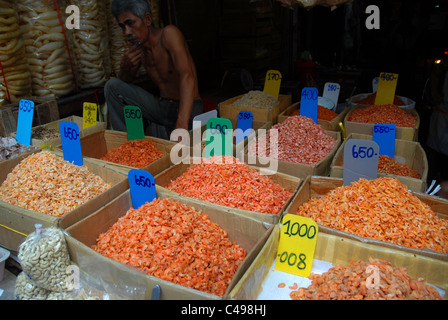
{"left": 0, "top": 2, "right": 32, "bottom": 105}
{"left": 14, "top": 271, "right": 50, "bottom": 300}
{"left": 18, "top": 224, "right": 72, "bottom": 292}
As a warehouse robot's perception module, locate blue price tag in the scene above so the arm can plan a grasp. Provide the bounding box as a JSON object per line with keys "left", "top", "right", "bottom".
{"left": 373, "top": 124, "right": 396, "bottom": 158}
{"left": 300, "top": 87, "right": 318, "bottom": 123}
{"left": 236, "top": 111, "right": 253, "bottom": 145}
{"left": 16, "top": 99, "right": 35, "bottom": 146}
{"left": 128, "top": 169, "right": 156, "bottom": 209}
{"left": 343, "top": 139, "right": 379, "bottom": 186}
{"left": 59, "top": 121, "right": 83, "bottom": 166}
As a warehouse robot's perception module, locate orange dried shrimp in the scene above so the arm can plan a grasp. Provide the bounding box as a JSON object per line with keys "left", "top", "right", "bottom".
{"left": 248, "top": 115, "right": 337, "bottom": 165}
{"left": 100, "top": 139, "right": 163, "bottom": 168}
{"left": 378, "top": 155, "right": 420, "bottom": 178}
{"left": 295, "top": 177, "right": 448, "bottom": 254}
{"left": 0, "top": 151, "right": 110, "bottom": 217}
{"left": 166, "top": 156, "right": 292, "bottom": 215}
{"left": 356, "top": 93, "right": 405, "bottom": 106}
{"left": 290, "top": 258, "right": 443, "bottom": 300}
{"left": 92, "top": 197, "right": 246, "bottom": 297}
{"left": 290, "top": 105, "right": 338, "bottom": 121}
{"left": 348, "top": 104, "right": 417, "bottom": 127}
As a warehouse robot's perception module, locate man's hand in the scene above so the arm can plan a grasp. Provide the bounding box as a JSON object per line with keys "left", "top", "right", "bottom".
{"left": 123, "top": 44, "right": 143, "bottom": 69}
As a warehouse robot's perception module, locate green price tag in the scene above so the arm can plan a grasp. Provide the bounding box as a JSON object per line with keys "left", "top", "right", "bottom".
{"left": 124, "top": 105, "right": 145, "bottom": 141}
{"left": 275, "top": 214, "right": 318, "bottom": 277}
{"left": 205, "top": 117, "right": 232, "bottom": 157}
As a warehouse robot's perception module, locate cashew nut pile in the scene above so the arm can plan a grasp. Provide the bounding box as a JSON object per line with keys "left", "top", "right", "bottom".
{"left": 0, "top": 1, "right": 32, "bottom": 105}
{"left": 18, "top": 225, "right": 72, "bottom": 292}
{"left": 16, "top": 0, "right": 75, "bottom": 99}
{"left": 68, "top": 0, "right": 109, "bottom": 88}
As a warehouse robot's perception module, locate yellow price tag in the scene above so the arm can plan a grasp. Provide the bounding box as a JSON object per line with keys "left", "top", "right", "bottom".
{"left": 83, "top": 102, "right": 97, "bottom": 129}
{"left": 275, "top": 214, "right": 318, "bottom": 277}
{"left": 374, "top": 72, "right": 398, "bottom": 105}
{"left": 263, "top": 69, "right": 282, "bottom": 99}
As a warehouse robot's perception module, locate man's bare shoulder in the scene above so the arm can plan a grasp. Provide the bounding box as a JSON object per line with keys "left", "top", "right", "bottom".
{"left": 160, "top": 25, "right": 185, "bottom": 49}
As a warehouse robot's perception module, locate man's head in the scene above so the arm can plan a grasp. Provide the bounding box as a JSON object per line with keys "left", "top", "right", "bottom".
{"left": 111, "top": 0, "right": 153, "bottom": 44}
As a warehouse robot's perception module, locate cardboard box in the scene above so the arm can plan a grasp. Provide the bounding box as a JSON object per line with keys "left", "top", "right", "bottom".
{"left": 284, "top": 176, "right": 448, "bottom": 262}
{"left": 330, "top": 133, "right": 428, "bottom": 193}
{"left": 277, "top": 102, "right": 351, "bottom": 132}
{"left": 218, "top": 94, "right": 292, "bottom": 124}
{"left": 344, "top": 105, "right": 420, "bottom": 141}
{"left": 229, "top": 225, "right": 448, "bottom": 299}
{"left": 12, "top": 115, "right": 106, "bottom": 148}
{"left": 153, "top": 158, "right": 302, "bottom": 225}
{"left": 58, "top": 130, "right": 176, "bottom": 176}
{"left": 244, "top": 128, "right": 341, "bottom": 180}
{"left": 65, "top": 190, "right": 274, "bottom": 300}
{"left": 0, "top": 150, "right": 128, "bottom": 252}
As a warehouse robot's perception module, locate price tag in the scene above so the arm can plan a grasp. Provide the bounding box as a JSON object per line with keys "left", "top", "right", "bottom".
{"left": 83, "top": 102, "right": 97, "bottom": 129}
{"left": 343, "top": 139, "right": 379, "bottom": 186}
{"left": 375, "top": 72, "right": 398, "bottom": 105}
{"left": 276, "top": 214, "right": 318, "bottom": 277}
{"left": 323, "top": 82, "right": 340, "bottom": 107}
{"left": 263, "top": 69, "right": 282, "bottom": 99}
{"left": 128, "top": 169, "right": 156, "bottom": 209}
{"left": 373, "top": 124, "right": 396, "bottom": 158}
{"left": 59, "top": 121, "right": 83, "bottom": 166}
{"left": 300, "top": 87, "right": 318, "bottom": 123}
{"left": 372, "top": 77, "right": 379, "bottom": 92}
{"left": 192, "top": 109, "right": 217, "bottom": 129}
{"left": 124, "top": 105, "right": 145, "bottom": 140}
{"left": 16, "top": 99, "right": 35, "bottom": 146}
{"left": 205, "top": 117, "right": 232, "bottom": 157}
{"left": 236, "top": 111, "right": 253, "bottom": 145}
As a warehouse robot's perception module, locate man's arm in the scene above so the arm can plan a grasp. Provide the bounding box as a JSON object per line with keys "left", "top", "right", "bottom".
{"left": 118, "top": 44, "right": 143, "bottom": 82}
{"left": 162, "top": 26, "right": 197, "bottom": 130}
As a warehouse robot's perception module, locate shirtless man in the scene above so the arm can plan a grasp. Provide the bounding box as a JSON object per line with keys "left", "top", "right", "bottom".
{"left": 105, "top": 0, "right": 202, "bottom": 139}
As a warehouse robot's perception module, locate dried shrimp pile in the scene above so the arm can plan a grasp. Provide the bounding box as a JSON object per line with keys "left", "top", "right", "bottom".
{"left": 348, "top": 104, "right": 417, "bottom": 127}
{"left": 100, "top": 139, "right": 163, "bottom": 168}
{"left": 92, "top": 197, "right": 246, "bottom": 297}
{"left": 68, "top": 0, "right": 109, "bottom": 88}
{"left": 248, "top": 115, "right": 337, "bottom": 165}
{"left": 17, "top": 0, "right": 74, "bottom": 99}
{"left": 166, "top": 156, "right": 292, "bottom": 215}
{"left": 290, "top": 258, "right": 443, "bottom": 300}
{"left": 0, "top": 151, "right": 111, "bottom": 217}
{"left": 356, "top": 93, "right": 405, "bottom": 106}
{"left": 233, "top": 90, "right": 279, "bottom": 109}
{"left": 0, "top": 1, "right": 31, "bottom": 105}
{"left": 295, "top": 177, "right": 448, "bottom": 254}
{"left": 378, "top": 155, "right": 420, "bottom": 179}
{"left": 290, "top": 105, "right": 338, "bottom": 121}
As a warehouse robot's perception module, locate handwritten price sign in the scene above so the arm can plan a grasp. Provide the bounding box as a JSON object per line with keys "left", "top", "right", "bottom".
{"left": 300, "top": 87, "right": 318, "bottom": 123}
{"left": 375, "top": 72, "right": 398, "bottom": 105}
{"left": 276, "top": 214, "right": 318, "bottom": 277}
{"left": 59, "top": 121, "right": 83, "bottom": 166}
{"left": 83, "top": 102, "right": 97, "bottom": 129}
{"left": 343, "top": 139, "right": 379, "bottom": 186}
{"left": 236, "top": 111, "right": 253, "bottom": 145}
{"left": 16, "top": 99, "right": 35, "bottom": 146}
{"left": 373, "top": 124, "right": 396, "bottom": 158}
{"left": 205, "top": 117, "right": 232, "bottom": 157}
{"left": 128, "top": 169, "right": 156, "bottom": 209}
{"left": 124, "top": 105, "right": 145, "bottom": 141}
{"left": 263, "top": 69, "right": 282, "bottom": 99}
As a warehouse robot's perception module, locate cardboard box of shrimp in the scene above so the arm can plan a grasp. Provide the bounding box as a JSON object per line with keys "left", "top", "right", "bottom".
{"left": 64, "top": 188, "right": 274, "bottom": 300}
{"left": 283, "top": 175, "right": 448, "bottom": 263}
{"left": 329, "top": 133, "right": 428, "bottom": 193}
{"left": 11, "top": 115, "right": 106, "bottom": 148}
{"left": 243, "top": 116, "right": 342, "bottom": 180}
{"left": 229, "top": 223, "right": 448, "bottom": 300}
{"left": 277, "top": 101, "right": 351, "bottom": 132}
{"left": 153, "top": 156, "right": 302, "bottom": 225}
{"left": 55, "top": 130, "right": 176, "bottom": 176}
{"left": 218, "top": 92, "right": 292, "bottom": 124}
{"left": 344, "top": 104, "right": 420, "bottom": 141}
{"left": 0, "top": 150, "right": 128, "bottom": 253}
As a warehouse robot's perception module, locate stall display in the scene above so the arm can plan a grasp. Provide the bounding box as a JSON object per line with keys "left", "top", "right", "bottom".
{"left": 0, "top": 2, "right": 32, "bottom": 105}
{"left": 347, "top": 104, "right": 417, "bottom": 128}
{"left": 0, "top": 136, "right": 38, "bottom": 161}
{"left": 377, "top": 155, "right": 421, "bottom": 179}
